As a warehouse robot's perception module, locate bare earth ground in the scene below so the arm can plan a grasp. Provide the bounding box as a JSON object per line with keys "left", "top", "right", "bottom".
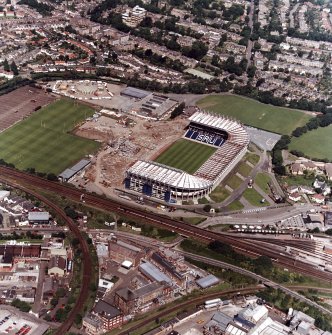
{"left": 0, "top": 86, "right": 55, "bottom": 132}
{"left": 74, "top": 115, "right": 188, "bottom": 191}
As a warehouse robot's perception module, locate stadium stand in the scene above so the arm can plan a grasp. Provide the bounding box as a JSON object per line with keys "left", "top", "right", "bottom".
{"left": 125, "top": 110, "right": 249, "bottom": 202}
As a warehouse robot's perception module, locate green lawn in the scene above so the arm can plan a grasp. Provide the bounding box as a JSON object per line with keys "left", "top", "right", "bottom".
{"left": 278, "top": 175, "right": 315, "bottom": 187}
{"left": 255, "top": 173, "right": 271, "bottom": 193}
{"left": 289, "top": 125, "right": 332, "bottom": 160}
{"left": 197, "top": 95, "right": 311, "bottom": 135}
{"left": 210, "top": 186, "right": 230, "bottom": 202}
{"left": 225, "top": 200, "right": 244, "bottom": 211}
{"left": 225, "top": 174, "right": 243, "bottom": 190}
{"left": 246, "top": 152, "right": 260, "bottom": 165}
{"left": 236, "top": 162, "right": 252, "bottom": 177}
{"left": 198, "top": 197, "right": 210, "bottom": 204}
{"left": 155, "top": 139, "right": 216, "bottom": 174}
{"left": 0, "top": 99, "right": 100, "bottom": 174}
{"left": 243, "top": 188, "right": 270, "bottom": 207}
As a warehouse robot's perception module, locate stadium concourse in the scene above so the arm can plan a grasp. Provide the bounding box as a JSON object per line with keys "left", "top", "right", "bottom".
{"left": 125, "top": 111, "right": 249, "bottom": 203}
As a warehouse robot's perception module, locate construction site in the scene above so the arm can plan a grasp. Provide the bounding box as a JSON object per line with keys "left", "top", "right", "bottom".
{"left": 72, "top": 110, "right": 188, "bottom": 194}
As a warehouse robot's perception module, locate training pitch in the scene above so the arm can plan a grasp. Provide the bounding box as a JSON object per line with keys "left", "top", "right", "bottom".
{"left": 197, "top": 95, "right": 311, "bottom": 135}
{"left": 0, "top": 99, "right": 100, "bottom": 174}
{"left": 289, "top": 125, "right": 332, "bottom": 161}
{"left": 154, "top": 139, "right": 216, "bottom": 174}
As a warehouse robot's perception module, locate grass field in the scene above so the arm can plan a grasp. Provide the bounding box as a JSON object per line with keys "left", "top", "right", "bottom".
{"left": 289, "top": 125, "right": 332, "bottom": 160}
{"left": 155, "top": 139, "right": 216, "bottom": 174}
{"left": 225, "top": 174, "right": 243, "bottom": 190}
{"left": 0, "top": 99, "right": 100, "bottom": 174}
{"left": 255, "top": 173, "right": 271, "bottom": 193}
{"left": 243, "top": 188, "right": 270, "bottom": 207}
{"left": 210, "top": 186, "right": 230, "bottom": 203}
{"left": 236, "top": 162, "right": 252, "bottom": 177}
{"left": 225, "top": 200, "right": 244, "bottom": 211}
{"left": 197, "top": 95, "right": 311, "bottom": 135}
{"left": 246, "top": 152, "right": 260, "bottom": 165}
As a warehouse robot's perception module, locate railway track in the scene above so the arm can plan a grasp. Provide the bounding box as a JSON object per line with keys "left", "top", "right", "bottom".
{"left": 0, "top": 173, "right": 93, "bottom": 335}
{"left": 1, "top": 166, "right": 332, "bottom": 284}
{"left": 116, "top": 286, "right": 263, "bottom": 335}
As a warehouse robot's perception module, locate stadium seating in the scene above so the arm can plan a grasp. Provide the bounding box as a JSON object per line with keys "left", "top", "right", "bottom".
{"left": 184, "top": 126, "right": 227, "bottom": 148}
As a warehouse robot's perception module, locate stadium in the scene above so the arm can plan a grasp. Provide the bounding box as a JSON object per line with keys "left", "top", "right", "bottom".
{"left": 125, "top": 110, "right": 250, "bottom": 203}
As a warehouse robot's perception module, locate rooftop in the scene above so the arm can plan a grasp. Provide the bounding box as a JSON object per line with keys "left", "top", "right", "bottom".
{"left": 127, "top": 160, "right": 212, "bottom": 191}
{"left": 94, "top": 300, "right": 121, "bottom": 319}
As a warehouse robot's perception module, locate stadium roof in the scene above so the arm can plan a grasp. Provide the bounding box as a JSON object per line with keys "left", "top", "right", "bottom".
{"left": 127, "top": 161, "right": 213, "bottom": 190}
{"left": 189, "top": 111, "right": 249, "bottom": 146}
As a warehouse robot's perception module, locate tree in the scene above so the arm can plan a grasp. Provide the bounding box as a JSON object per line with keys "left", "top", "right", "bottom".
{"left": 11, "top": 299, "right": 31, "bottom": 312}
{"left": 170, "top": 102, "right": 185, "bottom": 119}
{"left": 50, "top": 297, "right": 58, "bottom": 307}
{"left": 247, "top": 65, "right": 257, "bottom": 78}
{"left": 10, "top": 61, "right": 18, "bottom": 75}
{"left": 3, "top": 59, "right": 10, "bottom": 72}
{"left": 203, "top": 204, "right": 212, "bottom": 212}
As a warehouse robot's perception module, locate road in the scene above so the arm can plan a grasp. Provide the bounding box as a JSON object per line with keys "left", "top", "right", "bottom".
{"left": 179, "top": 251, "right": 332, "bottom": 317}
{"left": 199, "top": 203, "right": 317, "bottom": 228}
{"left": 245, "top": 0, "right": 255, "bottom": 69}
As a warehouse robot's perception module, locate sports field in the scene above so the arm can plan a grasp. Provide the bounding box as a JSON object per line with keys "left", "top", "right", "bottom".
{"left": 288, "top": 125, "right": 332, "bottom": 160}
{"left": 0, "top": 99, "right": 100, "bottom": 174}
{"left": 197, "top": 95, "right": 311, "bottom": 135}
{"left": 154, "top": 139, "right": 216, "bottom": 174}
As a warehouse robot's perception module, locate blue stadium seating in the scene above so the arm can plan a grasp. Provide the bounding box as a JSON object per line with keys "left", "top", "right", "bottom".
{"left": 185, "top": 126, "right": 226, "bottom": 147}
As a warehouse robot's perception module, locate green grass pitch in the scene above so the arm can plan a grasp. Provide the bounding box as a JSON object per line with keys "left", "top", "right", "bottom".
{"left": 0, "top": 99, "right": 100, "bottom": 174}
{"left": 154, "top": 139, "right": 216, "bottom": 174}
{"left": 289, "top": 125, "right": 332, "bottom": 160}
{"left": 197, "top": 95, "right": 311, "bottom": 135}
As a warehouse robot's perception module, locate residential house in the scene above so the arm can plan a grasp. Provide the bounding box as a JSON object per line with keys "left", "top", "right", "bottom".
{"left": 289, "top": 192, "right": 302, "bottom": 202}
{"left": 311, "top": 194, "right": 325, "bottom": 205}
{"left": 290, "top": 163, "right": 304, "bottom": 175}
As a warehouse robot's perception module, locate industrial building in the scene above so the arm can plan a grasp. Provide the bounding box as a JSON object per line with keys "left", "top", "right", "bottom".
{"left": 108, "top": 238, "right": 144, "bottom": 266}
{"left": 125, "top": 111, "right": 249, "bottom": 202}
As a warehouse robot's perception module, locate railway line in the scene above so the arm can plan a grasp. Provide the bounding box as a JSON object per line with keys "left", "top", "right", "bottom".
{"left": 1, "top": 167, "right": 332, "bottom": 283}
{"left": 0, "top": 171, "right": 93, "bottom": 335}
{"left": 116, "top": 286, "right": 263, "bottom": 335}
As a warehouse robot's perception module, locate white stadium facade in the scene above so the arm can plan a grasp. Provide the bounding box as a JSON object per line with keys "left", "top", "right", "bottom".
{"left": 125, "top": 111, "right": 250, "bottom": 203}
